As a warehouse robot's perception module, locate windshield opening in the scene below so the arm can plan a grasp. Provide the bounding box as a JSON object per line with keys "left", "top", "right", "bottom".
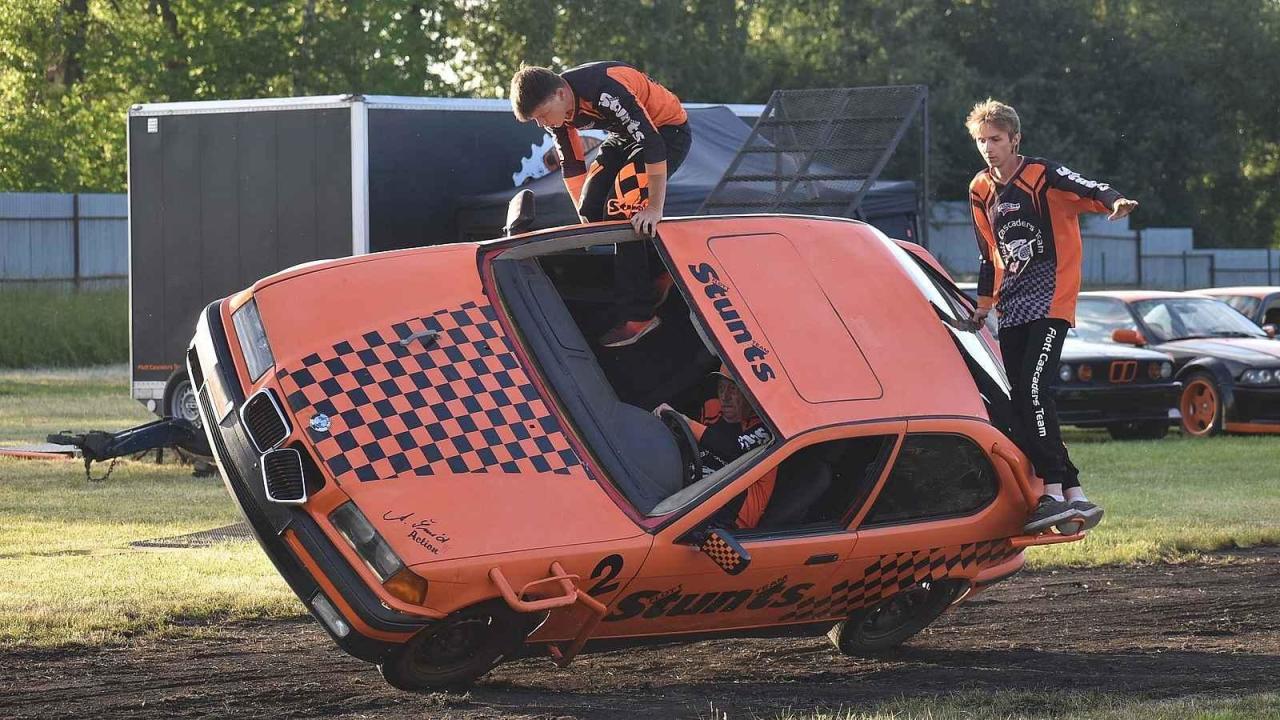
{"left": 1131, "top": 297, "right": 1266, "bottom": 342}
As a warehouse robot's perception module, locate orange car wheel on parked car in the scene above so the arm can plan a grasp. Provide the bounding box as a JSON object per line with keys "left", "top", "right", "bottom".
{"left": 1179, "top": 372, "right": 1223, "bottom": 437}
{"left": 378, "top": 602, "right": 534, "bottom": 692}
{"left": 827, "top": 580, "right": 964, "bottom": 656}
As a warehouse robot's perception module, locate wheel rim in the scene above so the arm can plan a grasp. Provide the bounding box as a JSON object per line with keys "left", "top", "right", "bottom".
{"left": 171, "top": 382, "right": 201, "bottom": 426}
{"left": 406, "top": 617, "right": 493, "bottom": 675}
{"left": 1179, "top": 379, "right": 1218, "bottom": 436}
{"left": 858, "top": 586, "right": 930, "bottom": 642}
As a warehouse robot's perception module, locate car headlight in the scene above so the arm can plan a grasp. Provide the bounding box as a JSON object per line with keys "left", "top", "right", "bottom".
{"left": 232, "top": 298, "right": 275, "bottom": 382}
{"left": 1058, "top": 364, "right": 1073, "bottom": 382}
{"left": 1160, "top": 362, "right": 1173, "bottom": 379}
{"left": 1077, "top": 364, "right": 1094, "bottom": 382}
{"left": 329, "top": 502, "right": 428, "bottom": 604}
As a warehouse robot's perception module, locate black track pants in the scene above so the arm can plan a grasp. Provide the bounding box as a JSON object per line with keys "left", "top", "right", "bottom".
{"left": 998, "top": 318, "right": 1081, "bottom": 490}
{"left": 578, "top": 123, "right": 692, "bottom": 322}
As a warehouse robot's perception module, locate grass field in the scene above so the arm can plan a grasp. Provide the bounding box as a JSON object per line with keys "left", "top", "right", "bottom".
{"left": 1, "top": 368, "right": 1278, "bottom": 649}
{"left": 0, "top": 288, "right": 128, "bottom": 367}
{"left": 775, "top": 691, "right": 1280, "bottom": 719}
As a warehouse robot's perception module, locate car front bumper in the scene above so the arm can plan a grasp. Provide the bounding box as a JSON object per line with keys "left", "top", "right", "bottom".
{"left": 1226, "top": 385, "right": 1280, "bottom": 433}
{"left": 189, "top": 301, "right": 430, "bottom": 662}
{"left": 1051, "top": 381, "right": 1182, "bottom": 427}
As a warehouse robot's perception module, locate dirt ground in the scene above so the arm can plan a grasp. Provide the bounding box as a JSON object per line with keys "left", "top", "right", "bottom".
{"left": 4, "top": 548, "right": 1279, "bottom": 720}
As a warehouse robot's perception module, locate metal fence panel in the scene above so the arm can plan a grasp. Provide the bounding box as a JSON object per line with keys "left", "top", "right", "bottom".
{"left": 0, "top": 192, "right": 127, "bottom": 287}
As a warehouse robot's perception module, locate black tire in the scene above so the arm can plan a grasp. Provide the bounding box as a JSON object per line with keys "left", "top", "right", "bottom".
{"left": 378, "top": 602, "right": 530, "bottom": 692}
{"left": 1106, "top": 419, "right": 1170, "bottom": 440}
{"left": 163, "top": 370, "right": 201, "bottom": 428}
{"left": 827, "top": 580, "right": 964, "bottom": 656}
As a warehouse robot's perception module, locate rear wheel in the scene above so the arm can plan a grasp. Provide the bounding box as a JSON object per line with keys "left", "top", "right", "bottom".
{"left": 1106, "top": 420, "right": 1170, "bottom": 440}
{"left": 378, "top": 603, "right": 531, "bottom": 692}
{"left": 828, "top": 580, "right": 964, "bottom": 656}
{"left": 163, "top": 370, "right": 201, "bottom": 428}
{"left": 1178, "top": 372, "right": 1223, "bottom": 437}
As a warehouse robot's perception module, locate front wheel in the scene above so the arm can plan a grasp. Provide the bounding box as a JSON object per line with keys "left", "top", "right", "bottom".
{"left": 1106, "top": 419, "right": 1170, "bottom": 440}
{"left": 828, "top": 580, "right": 964, "bottom": 656}
{"left": 378, "top": 603, "right": 530, "bottom": 692}
{"left": 1179, "top": 372, "right": 1223, "bottom": 437}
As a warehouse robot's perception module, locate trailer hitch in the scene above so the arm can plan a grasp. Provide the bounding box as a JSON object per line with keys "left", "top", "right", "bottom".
{"left": 47, "top": 417, "right": 212, "bottom": 481}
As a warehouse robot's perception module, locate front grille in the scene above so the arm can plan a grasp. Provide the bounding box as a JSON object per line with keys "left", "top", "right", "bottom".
{"left": 1108, "top": 360, "right": 1138, "bottom": 384}
{"left": 242, "top": 389, "right": 290, "bottom": 452}
{"left": 263, "top": 448, "right": 307, "bottom": 504}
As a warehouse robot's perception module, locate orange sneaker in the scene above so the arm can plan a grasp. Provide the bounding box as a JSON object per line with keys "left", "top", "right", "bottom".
{"left": 599, "top": 317, "right": 662, "bottom": 347}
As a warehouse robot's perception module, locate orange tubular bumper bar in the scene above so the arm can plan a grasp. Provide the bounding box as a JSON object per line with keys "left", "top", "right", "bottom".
{"left": 990, "top": 441, "right": 1040, "bottom": 510}
{"left": 1008, "top": 530, "right": 1086, "bottom": 548}
{"left": 489, "top": 562, "right": 608, "bottom": 667}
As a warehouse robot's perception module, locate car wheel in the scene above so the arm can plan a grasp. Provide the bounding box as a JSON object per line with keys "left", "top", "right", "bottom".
{"left": 163, "top": 370, "right": 201, "bottom": 428}
{"left": 1178, "top": 372, "right": 1223, "bottom": 437}
{"left": 378, "top": 602, "right": 529, "bottom": 692}
{"left": 1106, "top": 420, "right": 1170, "bottom": 440}
{"left": 827, "top": 580, "right": 963, "bottom": 656}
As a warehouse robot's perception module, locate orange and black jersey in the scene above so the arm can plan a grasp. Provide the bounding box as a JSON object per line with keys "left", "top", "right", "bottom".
{"left": 970, "top": 157, "right": 1124, "bottom": 327}
{"left": 550, "top": 61, "right": 687, "bottom": 194}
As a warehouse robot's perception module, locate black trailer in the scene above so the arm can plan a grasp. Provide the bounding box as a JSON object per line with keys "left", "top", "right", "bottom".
{"left": 127, "top": 95, "right": 754, "bottom": 420}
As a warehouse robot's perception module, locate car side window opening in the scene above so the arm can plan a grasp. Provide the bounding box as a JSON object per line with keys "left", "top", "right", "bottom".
{"left": 861, "top": 434, "right": 998, "bottom": 527}
{"left": 715, "top": 435, "right": 896, "bottom": 537}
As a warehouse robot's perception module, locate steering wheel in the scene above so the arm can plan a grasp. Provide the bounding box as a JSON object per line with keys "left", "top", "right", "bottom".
{"left": 659, "top": 408, "right": 703, "bottom": 487}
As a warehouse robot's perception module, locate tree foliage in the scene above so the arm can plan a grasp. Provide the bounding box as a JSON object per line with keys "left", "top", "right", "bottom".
{"left": 0, "top": 0, "right": 1276, "bottom": 246}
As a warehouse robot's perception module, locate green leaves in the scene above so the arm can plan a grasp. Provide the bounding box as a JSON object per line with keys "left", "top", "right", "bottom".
{"left": 0, "top": 0, "right": 1276, "bottom": 246}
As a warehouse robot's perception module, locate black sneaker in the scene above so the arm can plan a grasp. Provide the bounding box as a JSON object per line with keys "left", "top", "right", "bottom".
{"left": 1067, "top": 500, "right": 1104, "bottom": 531}
{"left": 1023, "top": 495, "right": 1075, "bottom": 535}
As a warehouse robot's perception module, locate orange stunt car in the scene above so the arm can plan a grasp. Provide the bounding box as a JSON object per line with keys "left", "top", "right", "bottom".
{"left": 189, "top": 211, "right": 1082, "bottom": 691}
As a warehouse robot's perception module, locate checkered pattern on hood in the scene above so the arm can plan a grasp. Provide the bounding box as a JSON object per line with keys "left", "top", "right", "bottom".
{"left": 275, "top": 301, "right": 582, "bottom": 482}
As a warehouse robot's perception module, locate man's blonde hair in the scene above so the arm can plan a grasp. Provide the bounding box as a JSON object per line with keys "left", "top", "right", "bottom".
{"left": 965, "top": 98, "right": 1020, "bottom": 138}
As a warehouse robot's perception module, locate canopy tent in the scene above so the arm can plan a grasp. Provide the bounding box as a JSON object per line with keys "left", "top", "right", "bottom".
{"left": 455, "top": 106, "right": 918, "bottom": 242}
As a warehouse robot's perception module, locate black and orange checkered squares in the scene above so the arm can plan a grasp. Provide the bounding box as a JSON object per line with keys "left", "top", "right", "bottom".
{"left": 777, "top": 540, "right": 1019, "bottom": 622}
{"left": 275, "top": 301, "right": 582, "bottom": 483}
{"left": 700, "top": 531, "right": 751, "bottom": 575}
{"left": 606, "top": 161, "right": 650, "bottom": 219}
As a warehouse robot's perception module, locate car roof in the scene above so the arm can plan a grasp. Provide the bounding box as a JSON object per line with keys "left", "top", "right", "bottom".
{"left": 1191, "top": 286, "right": 1280, "bottom": 298}
{"left": 657, "top": 216, "right": 990, "bottom": 437}
{"left": 1081, "top": 289, "right": 1199, "bottom": 302}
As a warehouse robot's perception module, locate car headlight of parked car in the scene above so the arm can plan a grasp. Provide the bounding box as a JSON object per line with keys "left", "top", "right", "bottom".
{"left": 1058, "top": 364, "right": 1073, "bottom": 382}
{"left": 1148, "top": 361, "right": 1173, "bottom": 380}
{"left": 1240, "top": 368, "right": 1280, "bottom": 385}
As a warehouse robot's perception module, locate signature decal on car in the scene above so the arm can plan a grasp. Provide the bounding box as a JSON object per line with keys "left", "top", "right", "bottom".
{"left": 383, "top": 510, "right": 452, "bottom": 555}
{"left": 605, "top": 576, "right": 812, "bottom": 622}
{"left": 687, "top": 262, "right": 776, "bottom": 383}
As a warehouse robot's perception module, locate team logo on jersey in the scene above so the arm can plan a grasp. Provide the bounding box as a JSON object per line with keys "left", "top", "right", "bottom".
{"left": 997, "top": 219, "right": 1045, "bottom": 276}
{"left": 600, "top": 92, "right": 645, "bottom": 143}
{"left": 997, "top": 202, "right": 1021, "bottom": 216}
{"left": 1056, "top": 166, "right": 1111, "bottom": 192}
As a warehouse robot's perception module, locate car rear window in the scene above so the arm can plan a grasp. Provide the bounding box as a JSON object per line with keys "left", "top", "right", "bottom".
{"left": 862, "top": 434, "right": 997, "bottom": 526}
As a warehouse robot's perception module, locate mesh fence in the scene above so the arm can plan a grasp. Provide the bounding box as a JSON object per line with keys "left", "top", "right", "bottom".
{"left": 699, "top": 86, "right": 925, "bottom": 216}
{"left": 131, "top": 521, "right": 254, "bottom": 549}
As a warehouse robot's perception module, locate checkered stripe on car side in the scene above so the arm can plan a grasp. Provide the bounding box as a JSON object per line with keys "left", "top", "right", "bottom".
{"left": 777, "top": 540, "right": 1020, "bottom": 622}
{"left": 701, "top": 533, "right": 747, "bottom": 575}
{"left": 275, "top": 301, "right": 582, "bottom": 482}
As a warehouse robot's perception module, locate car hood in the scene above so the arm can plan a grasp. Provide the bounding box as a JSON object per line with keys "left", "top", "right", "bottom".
{"left": 1062, "top": 338, "right": 1170, "bottom": 362}
{"left": 342, "top": 473, "right": 645, "bottom": 566}
{"left": 1158, "top": 337, "right": 1280, "bottom": 364}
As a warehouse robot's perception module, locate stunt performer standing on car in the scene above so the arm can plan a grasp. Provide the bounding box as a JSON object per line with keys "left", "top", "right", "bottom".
{"left": 510, "top": 62, "right": 693, "bottom": 348}
{"left": 966, "top": 98, "right": 1139, "bottom": 534}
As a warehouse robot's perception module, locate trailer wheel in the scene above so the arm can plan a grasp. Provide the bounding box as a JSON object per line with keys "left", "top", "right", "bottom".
{"left": 827, "top": 580, "right": 964, "bottom": 656}
{"left": 163, "top": 371, "right": 201, "bottom": 428}
{"left": 378, "top": 602, "right": 531, "bottom": 692}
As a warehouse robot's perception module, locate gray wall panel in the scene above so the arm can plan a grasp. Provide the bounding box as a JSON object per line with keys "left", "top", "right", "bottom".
{"left": 237, "top": 112, "right": 280, "bottom": 283}
{"left": 315, "top": 108, "right": 352, "bottom": 258}
{"left": 276, "top": 109, "right": 319, "bottom": 269}
{"left": 198, "top": 112, "right": 242, "bottom": 306}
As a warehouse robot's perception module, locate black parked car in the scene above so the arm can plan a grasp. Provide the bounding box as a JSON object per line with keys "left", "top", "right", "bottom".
{"left": 954, "top": 284, "right": 1180, "bottom": 440}
{"left": 1078, "top": 291, "right": 1280, "bottom": 437}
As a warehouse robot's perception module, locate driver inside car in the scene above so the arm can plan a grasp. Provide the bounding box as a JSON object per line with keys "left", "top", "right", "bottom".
{"left": 653, "top": 366, "right": 775, "bottom": 528}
